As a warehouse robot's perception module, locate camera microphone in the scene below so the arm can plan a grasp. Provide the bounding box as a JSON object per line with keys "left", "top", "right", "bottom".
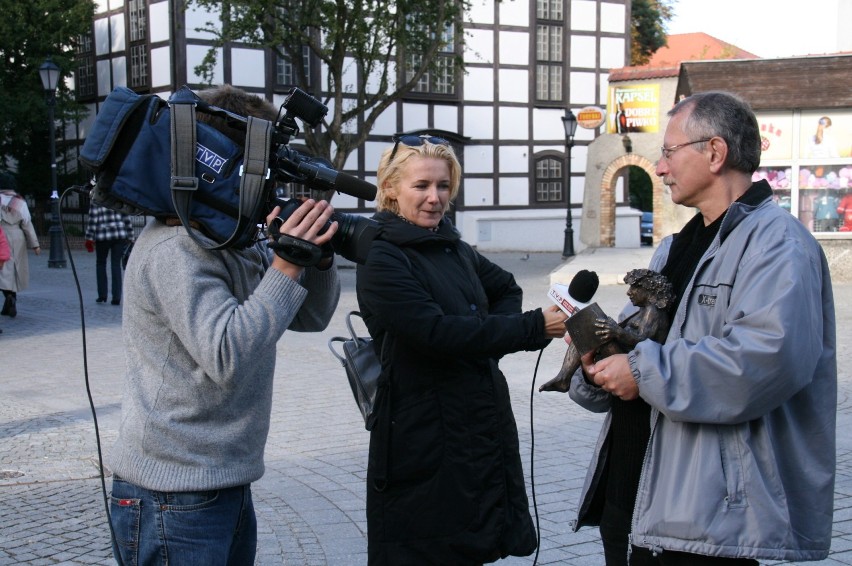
{"left": 276, "top": 148, "right": 377, "bottom": 201}
{"left": 548, "top": 269, "right": 599, "bottom": 317}
{"left": 294, "top": 160, "right": 377, "bottom": 201}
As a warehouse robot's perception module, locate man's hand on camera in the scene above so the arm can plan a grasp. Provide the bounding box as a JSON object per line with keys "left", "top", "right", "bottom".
{"left": 267, "top": 198, "right": 338, "bottom": 279}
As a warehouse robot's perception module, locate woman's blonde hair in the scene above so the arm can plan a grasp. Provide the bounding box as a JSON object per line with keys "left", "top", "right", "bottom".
{"left": 375, "top": 139, "right": 461, "bottom": 215}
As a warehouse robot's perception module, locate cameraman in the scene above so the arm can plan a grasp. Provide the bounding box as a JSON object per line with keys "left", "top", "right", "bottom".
{"left": 107, "top": 85, "right": 341, "bottom": 565}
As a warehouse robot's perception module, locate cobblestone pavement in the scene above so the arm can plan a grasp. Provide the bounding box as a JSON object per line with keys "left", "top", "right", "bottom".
{"left": 1, "top": 246, "right": 851, "bottom": 565}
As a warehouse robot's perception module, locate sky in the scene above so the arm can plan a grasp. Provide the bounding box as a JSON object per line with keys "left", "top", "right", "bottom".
{"left": 665, "top": 0, "right": 850, "bottom": 59}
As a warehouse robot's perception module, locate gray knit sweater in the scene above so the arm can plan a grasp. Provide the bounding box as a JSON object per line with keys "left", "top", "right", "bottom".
{"left": 108, "top": 221, "right": 340, "bottom": 491}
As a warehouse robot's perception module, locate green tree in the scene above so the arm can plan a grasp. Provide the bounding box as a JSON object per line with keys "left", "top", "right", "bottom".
{"left": 188, "top": 0, "right": 468, "bottom": 194}
{"left": 0, "top": 0, "right": 95, "bottom": 198}
{"left": 630, "top": 0, "right": 674, "bottom": 66}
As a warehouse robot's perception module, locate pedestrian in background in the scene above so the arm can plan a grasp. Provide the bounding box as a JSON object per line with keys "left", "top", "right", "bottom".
{"left": 570, "top": 91, "right": 836, "bottom": 565}
{"left": 85, "top": 202, "right": 134, "bottom": 305}
{"left": 0, "top": 185, "right": 41, "bottom": 318}
{"left": 0, "top": 226, "right": 10, "bottom": 334}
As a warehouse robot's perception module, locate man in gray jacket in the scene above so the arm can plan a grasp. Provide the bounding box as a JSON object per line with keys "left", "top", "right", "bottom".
{"left": 107, "top": 85, "right": 341, "bottom": 565}
{"left": 571, "top": 91, "right": 836, "bottom": 565}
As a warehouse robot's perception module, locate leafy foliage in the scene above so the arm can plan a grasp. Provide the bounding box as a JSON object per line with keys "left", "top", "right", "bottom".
{"left": 188, "top": 0, "right": 468, "bottom": 191}
{"left": 630, "top": 0, "right": 674, "bottom": 66}
{"left": 0, "top": 0, "right": 95, "bottom": 197}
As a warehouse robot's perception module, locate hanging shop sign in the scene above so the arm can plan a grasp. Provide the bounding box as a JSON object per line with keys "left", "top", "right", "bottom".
{"left": 577, "top": 106, "right": 606, "bottom": 130}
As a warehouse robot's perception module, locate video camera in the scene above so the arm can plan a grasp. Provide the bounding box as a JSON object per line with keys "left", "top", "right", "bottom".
{"left": 79, "top": 85, "right": 378, "bottom": 265}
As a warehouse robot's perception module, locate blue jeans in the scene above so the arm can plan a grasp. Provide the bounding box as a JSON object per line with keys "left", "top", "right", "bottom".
{"left": 95, "top": 239, "right": 126, "bottom": 302}
{"left": 109, "top": 476, "right": 257, "bottom": 566}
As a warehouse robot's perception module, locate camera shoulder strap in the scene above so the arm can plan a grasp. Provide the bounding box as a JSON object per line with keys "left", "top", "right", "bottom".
{"left": 170, "top": 95, "right": 273, "bottom": 250}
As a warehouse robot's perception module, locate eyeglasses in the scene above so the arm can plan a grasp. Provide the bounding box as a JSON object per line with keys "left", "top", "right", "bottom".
{"left": 660, "top": 138, "right": 712, "bottom": 160}
{"left": 389, "top": 134, "right": 450, "bottom": 162}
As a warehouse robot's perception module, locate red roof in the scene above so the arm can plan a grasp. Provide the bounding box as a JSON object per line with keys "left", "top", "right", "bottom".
{"left": 647, "top": 33, "right": 759, "bottom": 66}
{"left": 609, "top": 32, "right": 759, "bottom": 82}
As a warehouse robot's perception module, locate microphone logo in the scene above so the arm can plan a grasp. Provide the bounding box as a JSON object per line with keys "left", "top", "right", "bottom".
{"left": 548, "top": 269, "right": 599, "bottom": 317}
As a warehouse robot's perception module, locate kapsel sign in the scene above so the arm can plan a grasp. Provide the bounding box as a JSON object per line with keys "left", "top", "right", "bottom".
{"left": 577, "top": 106, "right": 606, "bottom": 130}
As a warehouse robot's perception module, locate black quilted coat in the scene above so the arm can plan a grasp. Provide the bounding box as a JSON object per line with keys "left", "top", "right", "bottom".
{"left": 356, "top": 212, "right": 549, "bottom": 565}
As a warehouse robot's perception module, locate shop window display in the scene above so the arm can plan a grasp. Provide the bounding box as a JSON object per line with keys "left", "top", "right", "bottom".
{"left": 754, "top": 166, "right": 852, "bottom": 232}
{"left": 839, "top": 192, "right": 852, "bottom": 232}
{"left": 800, "top": 165, "right": 851, "bottom": 232}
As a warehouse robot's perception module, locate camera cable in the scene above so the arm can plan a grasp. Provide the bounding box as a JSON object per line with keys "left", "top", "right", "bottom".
{"left": 528, "top": 346, "right": 546, "bottom": 566}
{"left": 59, "top": 186, "right": 126, "bottom": 566}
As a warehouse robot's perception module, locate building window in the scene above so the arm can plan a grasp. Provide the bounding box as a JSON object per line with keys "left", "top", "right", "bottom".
{"left": 535, "top": 0, "right": 564, "bottom": 102}
{"left": 535, "top": 157, "right": 563, "bottom": 202}
{"left": 129, "top": 0, "right": 147, "bottom": 42}
{"left": 75, "top": 32, "right": 95, "bottom": 98}
{"left": 277, "top": 46, "right": 311, "bottom": 87}
{"left": 128, "top": 0, "right": 148, "bottom": 88}
{"left": 130, "top": 45, "right": 148, "bottom": 88}
{"left": 406, "top": 24, "right": 457, "bottom": 95}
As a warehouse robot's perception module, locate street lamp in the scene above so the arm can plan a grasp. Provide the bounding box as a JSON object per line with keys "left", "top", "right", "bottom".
{"left": 561, "top": 108, "right": 578, "bottom": 258}
{"left": 39, "top": 58, "right": 66, "bottom": 268}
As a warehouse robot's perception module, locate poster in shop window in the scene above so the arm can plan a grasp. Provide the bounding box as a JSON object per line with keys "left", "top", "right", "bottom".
{"left": 798, "top": 110, "right": 852, "bottom": 160}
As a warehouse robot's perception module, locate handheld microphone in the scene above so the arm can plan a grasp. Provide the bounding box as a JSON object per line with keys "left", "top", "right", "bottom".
{"left": 548, "top": 269, "right": 599, "bottom": 317}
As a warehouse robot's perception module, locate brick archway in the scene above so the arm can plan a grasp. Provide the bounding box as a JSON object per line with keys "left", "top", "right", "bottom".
{"left": 599, "top": 154, "right": 665, "bottom": 246}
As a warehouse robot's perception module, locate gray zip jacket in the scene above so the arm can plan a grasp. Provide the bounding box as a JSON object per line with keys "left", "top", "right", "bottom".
{"left": 570, "top": 185, "right": 836, "bottom": 561}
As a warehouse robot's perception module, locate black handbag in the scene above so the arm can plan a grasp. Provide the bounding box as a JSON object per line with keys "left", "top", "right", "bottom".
{"left": 328, "top": 311, "right": 388, "bottom": 430}
{"left": 121, "top": 240, "right": 134, "bottom": 269}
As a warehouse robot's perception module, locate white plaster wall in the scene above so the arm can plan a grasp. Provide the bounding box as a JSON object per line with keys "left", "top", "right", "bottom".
{"left": 464, "top": 68, "right": 494, "bottom": 102}
{"left": 464, "top": 106, "right": 494, "bottom": 139}
{"left": 402, "top": 103, "right": 429, "bottom": 132}
{"left": 185, "top": 3, "right": 219, "bottom": 40}
{"left": 499, "top": 0, "right": 529, "bottom": 26}
{"left": 498, "top": 177, "right": 530, "bottom": 206}
{"left": 600, "top": 37, "right": 626, "bottom": 69}
{"left": 111, "top": 57, "right": 127, "bottom": 88}
{"left": 499, "top": 32, "right": 529, "bottom": 65}
{"left": 457, "top": 207, "right": 641, "bottom": 251}
{"left": 498, "top": 69, "right": 529, "bottom": 103}
{"left": 434, "top": 105, "right": 458, "bottom": 133}
{"left": 465, "top": 145, "right": 495, "bottom": 174}
{"left": 95, "top": 18, "right": 110, "bottom": 56}
{"left": 150, "top": 46, "right": 171, "bottom": 90}
{"left": 571, "top": 36, "right": 597, "bottom": 68}
{"left": 467, "top": 0, "right": 494, "bottom": 25}
{"left": 149, "top": 2, "right": 170, "bottom": 43}
{"left": 498, "top": 106, "right": 528, "bottom": 140}
{"left": 499, "top": 146, "right": 529, "bottom": 173}
{"left": 371, "top": 101, "right": 397, "bottom": 137}
{"left": 600, "top": 2, "right": 626, "bottom": 33}
{"left": 96, "top": 60, "right": 112, "bottom": 96}
{"left": 570, "top": 72, "right": 597, "bottom": 105}
{"left": 464, "top": 178, "right": 494, "bottom": 207}
{"left": 231, "top": 49, "right": 266, "bottom": 88}
{"left": 186, "top": 45, "right": 222, "bottom": 83}
{"left": 571, "top": 0, "right": 598, "bottom": 31}
{"left": 532, "top": 108, "right": 568, "bottom": 141}
{"left": 465, "top": 29, "right": 494, "bottom": 64}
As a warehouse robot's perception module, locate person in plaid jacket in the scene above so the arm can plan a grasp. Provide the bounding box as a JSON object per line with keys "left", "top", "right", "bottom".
{"left": 85, "top": 202, "right": 134, "bottom": 305}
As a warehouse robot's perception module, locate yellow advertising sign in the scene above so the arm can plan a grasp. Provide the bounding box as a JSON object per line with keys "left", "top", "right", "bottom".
{"left": 607, "top": 84, "right": 661, "bottom": 134}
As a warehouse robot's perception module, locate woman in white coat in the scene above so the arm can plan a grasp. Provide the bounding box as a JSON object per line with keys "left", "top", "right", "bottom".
{"left": 0, "top": 188, "right": 41, "bottom": 318}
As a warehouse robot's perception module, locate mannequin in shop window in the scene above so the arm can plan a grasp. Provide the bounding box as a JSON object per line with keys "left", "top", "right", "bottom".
{"left": 838, "top": 191, "right": 852, "bottom": 232}
{"left": 813, "top": 190, "right": 840, "bottom": 232}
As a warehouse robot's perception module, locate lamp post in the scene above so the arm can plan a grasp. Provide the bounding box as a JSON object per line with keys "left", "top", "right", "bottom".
{"left": 39, "top": 58, "right": 66, "bottom": 268}
{"left": 561, "top": 108, "right": 578, "bottom": 258}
